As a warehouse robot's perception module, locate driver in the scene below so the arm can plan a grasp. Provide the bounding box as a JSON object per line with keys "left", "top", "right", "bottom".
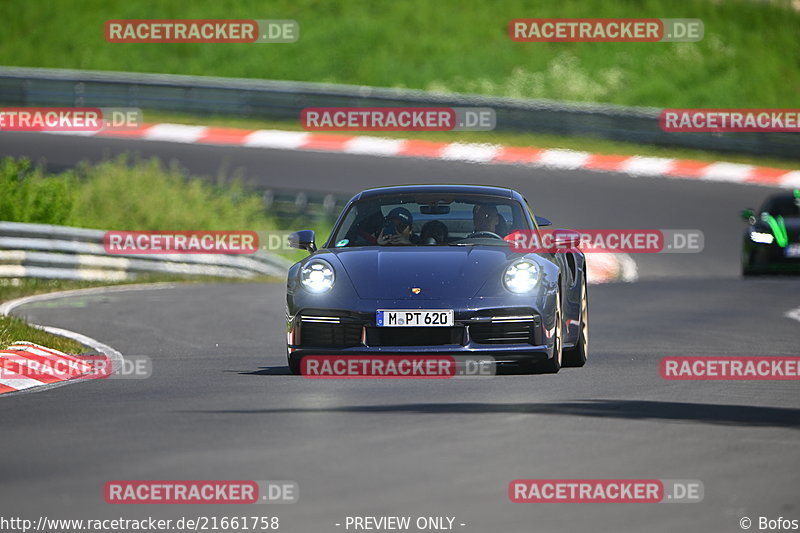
{"left": 377, "top": 207, "right": 414, "bottom": 245}
{"left": 472, "top": 204, "right": 502, "bottom": 235}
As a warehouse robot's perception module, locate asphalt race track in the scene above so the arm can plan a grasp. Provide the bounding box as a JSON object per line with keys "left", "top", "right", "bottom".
{"left": 1, "top": 131, "right": 799, "bottom": 533}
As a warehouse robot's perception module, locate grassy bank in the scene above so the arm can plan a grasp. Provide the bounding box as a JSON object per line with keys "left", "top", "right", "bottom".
{"left": 0, "top": 314, "right": 85, "bottom": 354}
{"left": 0, "top": 280, "right": 93, "bottom": 352}
{"left": 0, "top": 156, "right": 278, "bottom": 230}
{"left": 1, "top": 0, "right": 798, "bottom": 109}
{"left": 0, "top": 155, "right": 332, "bottom": 253}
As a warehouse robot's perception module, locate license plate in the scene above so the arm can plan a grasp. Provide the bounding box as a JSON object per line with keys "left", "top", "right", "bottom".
{"left": 376, "top": 309, "right": 454, "bottom": 327}
{"left": 785, "top": 244, "right": 800, "bottom": 258}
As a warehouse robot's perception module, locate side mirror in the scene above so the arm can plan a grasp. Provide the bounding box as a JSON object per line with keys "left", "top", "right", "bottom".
{"left": 553, "top": 229, "right": 581, "bottom": 249}
{"left": 288, "top": 230, "right": 317, "bottom": 253}
{"left": 741, "top": 209, "right": 756, "bottom": 224}
{"left": 535, "top": 216, "right": 552, "bottom": 227}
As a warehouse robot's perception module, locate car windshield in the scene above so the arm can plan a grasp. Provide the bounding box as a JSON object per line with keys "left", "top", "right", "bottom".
{"left": 328, "top": 194, "right": 531, "bottom": 247}
{"left": 762, "top": 195, "right": 800, "bottom": 218}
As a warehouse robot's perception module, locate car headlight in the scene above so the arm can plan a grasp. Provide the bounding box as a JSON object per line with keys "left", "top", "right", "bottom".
{"left": 301, "top": 259, "right": 335, "bottom": 293}
{"left": 750, "top": 231, "right": 774, "bottom": 244}
{"left": 503, "top": 259, "right": 541, "bottom": 294}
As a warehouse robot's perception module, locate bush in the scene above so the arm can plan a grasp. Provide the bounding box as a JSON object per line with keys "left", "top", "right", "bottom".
{"left": 0, "top": 156, "right": 276, "bottom": 231}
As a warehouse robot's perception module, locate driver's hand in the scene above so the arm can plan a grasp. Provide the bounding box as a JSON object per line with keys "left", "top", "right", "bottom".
{"left": 378, "top": 234, "right": 403, "bottom": 245}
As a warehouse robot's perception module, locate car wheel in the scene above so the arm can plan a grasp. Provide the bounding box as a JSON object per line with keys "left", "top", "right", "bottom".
{"left": 540, "top": 288, "right": 563, "bottom": 374}
{"left": 287, "top": 353, "right": 302, "bottom": 375}
{"left": 563, "top": 282, "right": 588, "bottom": 367}
{"left": 742, "top": 250, "right": 756, "bottom": 276}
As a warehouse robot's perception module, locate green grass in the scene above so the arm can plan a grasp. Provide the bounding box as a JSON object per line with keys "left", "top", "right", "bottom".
{"left": 0, "top": 314, "right": 85, "bottom": 354}
{"left": 1, "top": 0, "right": 799, "bottom": 109}
{"left": 146, "top": 110, "right": 800, "bottom": 170}
{"left": 0, "top": 156, "right": 279, "bottom": 230}
{"left": 0, "top": 153, "right": 339, "bottom": 260}
{"left": 0, "top": 154, "right": 335, "bottom": 258}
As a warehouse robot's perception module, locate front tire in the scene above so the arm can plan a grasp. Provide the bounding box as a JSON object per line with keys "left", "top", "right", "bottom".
{"left": 288, "top": 353, "right": 302, "bottom": 375}
{"left": 742, "top": 249, "right": 756, "bottom": 276}
{"left": 563, "top": 282, "right": 588, "bottom": 367}
{"left": 540, "top": 288, "right": 563, "bottom": 374}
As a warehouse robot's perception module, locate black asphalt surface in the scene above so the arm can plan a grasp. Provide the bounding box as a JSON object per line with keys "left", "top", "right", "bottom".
{"left": 1, "top": 132, "right": 799, "bottom": 533}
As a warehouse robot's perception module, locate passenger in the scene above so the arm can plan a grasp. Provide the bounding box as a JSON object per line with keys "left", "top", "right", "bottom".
{"left": 377, "top": 207, "right": 414, "bottom": 245}
{"left": 351, "top": 210, "right": 385, "bottom": 245}
{"left": 419, "top": 220, "right": 448, "bottom": 245}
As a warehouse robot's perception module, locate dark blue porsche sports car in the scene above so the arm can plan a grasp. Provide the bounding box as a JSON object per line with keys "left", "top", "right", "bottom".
{"left": 285, "top": 185, "right": 588, "bottom": 374}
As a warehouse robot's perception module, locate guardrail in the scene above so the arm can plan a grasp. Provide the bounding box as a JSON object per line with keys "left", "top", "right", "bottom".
{"left": 0, "top": 221, "right": 294, "bottom": 281}
{"left": 261, "top": 188, "right": 345, "bottom": 221}
{"left": 0, "top": 66, "right": 797, "bottom": 159}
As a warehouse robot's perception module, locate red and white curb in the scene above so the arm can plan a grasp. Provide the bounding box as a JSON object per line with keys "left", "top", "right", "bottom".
{"left": 0, "top": 287, "right": 127, "bottom": 396}
{"left": 47, "top": 123, "right": 800, "bottom": 188}
{"left": 0, "top": 341, "right": 98, "bottom": 394}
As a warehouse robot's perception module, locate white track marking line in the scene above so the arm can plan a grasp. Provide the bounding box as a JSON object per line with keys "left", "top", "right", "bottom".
{"left": 344, "top": 136, "right": 405, "bottom": 156}
{"left": 779, "top": 171, "right": 800, "bottom": 189}
{"left": 142, "top": 124, "right": 208, "bottom": 143}
{"left": 142, "top": 124, "right": 207, "bottom": 143}
{"left": 45, "top": 130, "right": 98, "bottom": 137}
{"left": 243, "top": 129, "right": 310, "bottom": 149}
{"left": 621, "top": 156, "right": 675, "bottom": 177}
{"left": 0, "top": 374, "right": 46, "bottom": 391}
{"left": 41, "top": 326, "right": 122, "bottom": 363}
{"left": 7, "top": 340, "right": 68, "bottom": 355}
{"left": 786, "top": 306, "right": 800, "bottom": 323}
{"left": 700, "top": 162, "right": 753, "bottom": 183}
{"left": 536, "top": 149, "right": 591, "bottom": 169}
{"left": 440, "top": 143, "right": 501, "bottom": 163}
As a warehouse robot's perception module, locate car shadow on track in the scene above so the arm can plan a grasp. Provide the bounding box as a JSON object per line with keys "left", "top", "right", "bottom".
{"left": 238, "top": 366, "right": 293, "bottom": 376}
{"left": 188, "top": 399, "right": 800, "bottom": 430}
{"left": 237, "top": 363, "right": 547, "bottom": 377}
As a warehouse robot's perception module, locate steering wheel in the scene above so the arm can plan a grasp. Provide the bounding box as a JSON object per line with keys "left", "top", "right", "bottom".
{"left": 466, "top": 231, "right": 502, "bottom": 239}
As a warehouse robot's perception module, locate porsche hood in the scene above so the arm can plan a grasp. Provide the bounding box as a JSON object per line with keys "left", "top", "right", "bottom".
{"left": 327, "top": 246, "right": 516, "bottom": 300}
